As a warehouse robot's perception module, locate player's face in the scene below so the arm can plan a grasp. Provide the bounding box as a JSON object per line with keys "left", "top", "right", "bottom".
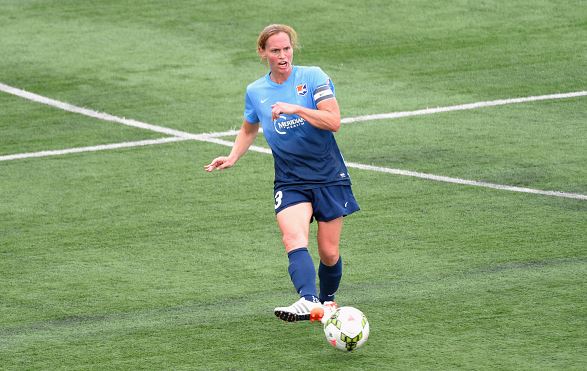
{"left": 261, "top": 32, "right": 293, "bottom": 81}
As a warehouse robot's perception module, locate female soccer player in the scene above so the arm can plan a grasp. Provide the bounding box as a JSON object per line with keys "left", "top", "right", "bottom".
{"left": 205, "top": 24, "right": 359, "bottom": 322}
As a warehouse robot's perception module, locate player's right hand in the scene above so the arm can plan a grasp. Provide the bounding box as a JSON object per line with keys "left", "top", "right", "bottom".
{"left": 204, "top": 156, "right": 234, "bottom": 172}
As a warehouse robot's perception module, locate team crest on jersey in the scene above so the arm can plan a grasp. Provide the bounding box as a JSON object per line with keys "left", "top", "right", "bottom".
{"left": 296, "top": 83, "right": 308, "bottom": 96}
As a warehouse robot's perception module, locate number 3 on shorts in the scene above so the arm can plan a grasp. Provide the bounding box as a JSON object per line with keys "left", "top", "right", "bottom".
{"left": 274, "top": 191, "right": 283, "bottom": 209}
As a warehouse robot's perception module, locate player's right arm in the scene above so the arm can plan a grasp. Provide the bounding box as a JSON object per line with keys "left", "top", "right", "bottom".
{"left": 204, "top": 120, "right": 259, "bottom": 172}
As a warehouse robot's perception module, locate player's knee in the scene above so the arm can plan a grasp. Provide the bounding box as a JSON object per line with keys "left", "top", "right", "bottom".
{"left": 319, "top": 249, "right": 340, "bottom": 266}
{"left": 282, "top": 232, "right": 308, "bottom": 251}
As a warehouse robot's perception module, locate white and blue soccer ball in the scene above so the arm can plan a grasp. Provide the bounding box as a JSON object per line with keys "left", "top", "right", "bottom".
{"left": 323, "top": 306, "right": 369, "bottom": 351}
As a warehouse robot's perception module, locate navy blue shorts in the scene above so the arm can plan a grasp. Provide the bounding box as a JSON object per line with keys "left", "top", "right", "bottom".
{"left": 274, "top": 185, "right": 360, "bottom": 222}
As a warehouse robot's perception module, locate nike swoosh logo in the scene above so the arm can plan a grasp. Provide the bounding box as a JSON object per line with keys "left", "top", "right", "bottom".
{"left": 261, "top": 97, "right": 269, "bottom": 103}
{"left": 344, "top": 202, "right": 349, "bottom": 208}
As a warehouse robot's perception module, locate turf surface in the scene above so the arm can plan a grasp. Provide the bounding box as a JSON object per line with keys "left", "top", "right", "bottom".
{"left": 1, "top": 0, "right": 585, "bottom": 369}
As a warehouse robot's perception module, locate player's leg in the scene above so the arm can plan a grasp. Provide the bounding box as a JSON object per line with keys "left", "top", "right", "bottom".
{"left": 312, "top": 185, "right": 359, "bottom": 305}
{"left": 317, "top": 217, "right": 344, "bottom": 304}
{"left": 276, "top": 201, "right": 312, "bottom": 254}
{"left": 274, "top": 202, "right": 321, "bottom": 321}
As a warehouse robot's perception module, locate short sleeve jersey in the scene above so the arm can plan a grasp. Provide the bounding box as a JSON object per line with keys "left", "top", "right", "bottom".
{"left": 244, "top": 66, "right": 351, "bottom": 190}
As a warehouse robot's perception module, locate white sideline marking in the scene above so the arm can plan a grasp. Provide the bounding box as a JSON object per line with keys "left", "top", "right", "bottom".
{"left": 0, "top": 82, "right": 239, "bottom": 142}
{"left": 1, "top": 82, "right": 585, "bottom": 200}
{"left": 344, "top": 162, "right": 587, "bottom": 201}
{"left": 186, "top": 137, "right": 587, "bottom": 200}
{"left": 0, "top": 137, "right": 188, "bottom": 161}
{"left": 341, "top": 91, "right": 587, "bottom": 124}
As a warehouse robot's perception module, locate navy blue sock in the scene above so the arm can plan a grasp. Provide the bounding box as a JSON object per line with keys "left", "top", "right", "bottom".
{"left": 318, "top": 256, "right": 343, "bottom": 303}
{"left": 287, "top": 248, "right": 318, "bottom": 302}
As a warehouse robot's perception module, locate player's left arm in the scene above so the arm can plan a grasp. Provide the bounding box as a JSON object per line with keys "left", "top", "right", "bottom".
{"left": 271, "top": 98, "right": 341, "bottom": 132}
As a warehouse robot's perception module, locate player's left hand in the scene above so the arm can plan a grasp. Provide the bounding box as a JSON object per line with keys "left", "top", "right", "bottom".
{"left": 272, "top": 102, "right": 299, "bottom": 120}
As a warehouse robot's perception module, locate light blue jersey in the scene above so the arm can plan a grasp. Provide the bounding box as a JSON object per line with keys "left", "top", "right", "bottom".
{"left": 244, "top": 66, "right": 351, "bottom": 190}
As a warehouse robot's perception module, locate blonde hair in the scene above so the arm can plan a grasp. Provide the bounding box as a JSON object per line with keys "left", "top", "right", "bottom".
{"left": 257, "top": 24, "right": 299, "bottom": 59}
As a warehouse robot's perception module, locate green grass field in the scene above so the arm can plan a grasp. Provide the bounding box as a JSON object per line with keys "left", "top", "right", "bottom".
{"left": 1, "top": 1, "right": 586, "bottom": 369}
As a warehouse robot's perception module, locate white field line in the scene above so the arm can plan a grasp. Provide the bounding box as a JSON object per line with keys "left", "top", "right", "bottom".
{"left": 0, "top": 137, "right": 188, "bottom": 161}
{"left": 0, "top": 82, "right": 239, "bottom": 142}
{"left": 344, "top": 162, "right": 587, "bottom": 200}
{"left": 341, "top": 91, "right": 587, "bottom": 124}
{"left": 184, "top": 138, "right": 587, "bottom": 201}
{"left": 1, "top": 82, "right": 585, "bottom": 200}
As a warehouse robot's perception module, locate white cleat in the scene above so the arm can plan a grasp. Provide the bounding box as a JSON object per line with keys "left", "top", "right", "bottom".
{"left": 274, "top": 297, "right": 322, "bottom": 322}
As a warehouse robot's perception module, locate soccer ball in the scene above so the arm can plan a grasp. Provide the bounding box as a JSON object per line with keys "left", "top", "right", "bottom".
{"left": 323, "top": 306, "right": 369, "bottom": 351}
